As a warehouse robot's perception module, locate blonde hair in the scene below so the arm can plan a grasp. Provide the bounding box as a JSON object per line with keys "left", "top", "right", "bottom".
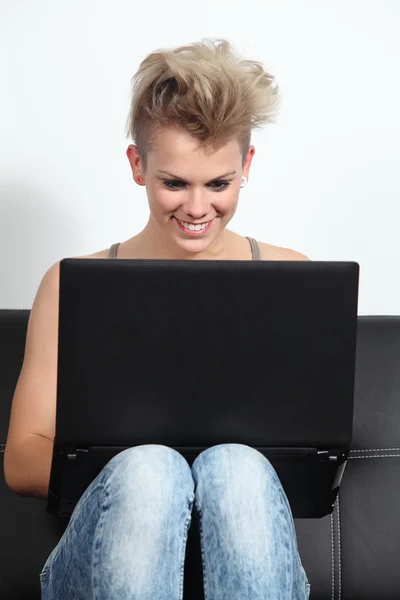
{"left": 126, "top": 38, "right": 279, "bottom": 169}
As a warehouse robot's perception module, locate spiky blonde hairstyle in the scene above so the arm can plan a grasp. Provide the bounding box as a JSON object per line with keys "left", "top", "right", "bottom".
{"left": 126, "top": 38, "right": 279, "bottom": 170}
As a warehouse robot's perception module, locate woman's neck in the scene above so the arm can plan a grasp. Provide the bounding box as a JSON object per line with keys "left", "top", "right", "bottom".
{"left": 122, "top": 220, "right": 244, "bottom": 260}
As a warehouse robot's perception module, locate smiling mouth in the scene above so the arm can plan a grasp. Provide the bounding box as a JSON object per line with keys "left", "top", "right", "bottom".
{"left": 174, "top": 217, "right": 214, "bottom": 234}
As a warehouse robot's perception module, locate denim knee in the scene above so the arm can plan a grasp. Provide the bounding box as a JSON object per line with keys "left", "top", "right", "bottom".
{"left": 101, "top": 444, "right": 194, "bottom": 505}
{"left": 193, "top": 442, "right": 278, "bottom": 476}
{"left": 192, "top": 443, "right": 282, "bottom": 501}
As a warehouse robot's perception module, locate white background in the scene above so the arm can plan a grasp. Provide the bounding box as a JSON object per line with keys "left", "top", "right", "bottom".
{"left": 1, "top": 0, "right": 399, "bottom": 314}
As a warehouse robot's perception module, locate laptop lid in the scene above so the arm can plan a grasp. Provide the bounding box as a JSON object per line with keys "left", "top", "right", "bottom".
{"left": 55, "top": 259, "right": 359, "bottom": 451}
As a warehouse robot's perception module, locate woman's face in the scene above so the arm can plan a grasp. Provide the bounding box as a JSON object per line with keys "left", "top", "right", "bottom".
{"left": 127, "top": 126, "right": 254, "bottom": 255}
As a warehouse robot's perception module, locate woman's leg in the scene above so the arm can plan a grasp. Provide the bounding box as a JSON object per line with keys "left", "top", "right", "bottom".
{"left": 40, "top": 445, "right": 195, "bottom": 600}
{"left": 191, "top": 443, "right": 310, "bottom": 600}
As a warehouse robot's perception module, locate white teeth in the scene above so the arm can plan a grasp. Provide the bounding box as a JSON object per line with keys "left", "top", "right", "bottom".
{"left": 178, "top": 219, "right": 210, "bottom": 231}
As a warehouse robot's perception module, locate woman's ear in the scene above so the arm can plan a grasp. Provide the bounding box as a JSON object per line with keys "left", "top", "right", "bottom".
{"left": 126, "top": 145, "right": 145, "bottom": 185}
{"left": 243, "top": 145, "right": 255, "bottom": 182}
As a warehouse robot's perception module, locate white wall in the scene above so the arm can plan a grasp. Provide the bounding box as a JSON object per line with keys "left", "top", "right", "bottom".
{"left": 1, "top": 0, "right": 399, "bottom": 314}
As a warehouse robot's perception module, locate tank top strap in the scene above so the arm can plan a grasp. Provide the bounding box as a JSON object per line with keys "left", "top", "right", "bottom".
{"left": 108, "top": 243, "right": 120, "bottom": 259}
{"left": 245, "top": 237, "right": 261, "bottom": 261}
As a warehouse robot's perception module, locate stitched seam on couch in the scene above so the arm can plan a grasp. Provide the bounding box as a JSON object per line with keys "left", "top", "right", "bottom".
{"left": 337, "top": 496, "right": 342, "bottom": 600}
{"left": 350, "top": 448, "right": 400, "bottom": 452}
{"left": 331, "top": 497, "right": 342, "bottom": 600}
{"left": 330, "top": 512, "right": 335, "bottom": 600}
{"left": 348, "top": 454, "right": 400, "bottom": 459}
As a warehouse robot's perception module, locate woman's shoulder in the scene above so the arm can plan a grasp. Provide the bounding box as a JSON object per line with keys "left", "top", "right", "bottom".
{"left": 257, "top": 241, "right": 310, "bottom": 261}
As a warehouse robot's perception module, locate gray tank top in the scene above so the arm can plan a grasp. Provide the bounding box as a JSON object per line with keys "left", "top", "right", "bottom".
{"left": 108, "top": 237, "right": 261, "bottom": 260}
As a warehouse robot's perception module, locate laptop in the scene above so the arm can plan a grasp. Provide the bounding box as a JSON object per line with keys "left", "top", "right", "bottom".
{"left": 48, "top": 258, "right": 359, "bottom": 519}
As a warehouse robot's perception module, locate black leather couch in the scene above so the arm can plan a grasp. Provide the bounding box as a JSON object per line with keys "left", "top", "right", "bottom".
{"left": 1, "top": 309, "right": 399, "bottom": 599}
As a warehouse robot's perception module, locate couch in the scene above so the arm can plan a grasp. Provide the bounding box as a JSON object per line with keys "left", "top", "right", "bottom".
{"left": 1, "top": 309, "right": 399, "bottom": 599}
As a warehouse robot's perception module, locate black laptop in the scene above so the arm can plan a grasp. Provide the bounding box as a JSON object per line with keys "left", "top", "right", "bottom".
{"left": 48, "top": 258, "right": 359, "bottom": 519}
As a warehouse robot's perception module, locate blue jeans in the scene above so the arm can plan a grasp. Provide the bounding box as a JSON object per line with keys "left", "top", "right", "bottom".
{"left": 40, "top": 444, "right": 310, "bottom": 599}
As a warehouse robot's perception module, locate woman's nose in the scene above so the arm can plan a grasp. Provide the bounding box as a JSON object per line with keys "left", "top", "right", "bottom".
{"left": 185, "top": 210, "right": 208, "bottom": 221}
{"left": 183, "top": 191, "right": 211, "bottom": 220}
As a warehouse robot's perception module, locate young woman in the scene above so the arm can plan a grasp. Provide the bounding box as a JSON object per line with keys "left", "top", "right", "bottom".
{"left": 4, "top": 39, "right": 310, "bottom": 599}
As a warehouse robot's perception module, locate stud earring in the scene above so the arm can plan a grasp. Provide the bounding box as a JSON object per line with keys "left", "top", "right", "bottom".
{"left": 137, "top": 176, "right": 143, "bottom": 184}
{"left": 240, "top": 176, "right": 247, "bottom": 188}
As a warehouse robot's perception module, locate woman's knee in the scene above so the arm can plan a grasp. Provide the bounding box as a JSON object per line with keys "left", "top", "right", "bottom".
{"left": 193, "top": 443, "right": 277, "bottom": 473}
{"left": 102, "top": 444, "right": 194, "bottom": 503}
{"left": 192, "top": 443, "right": 282, "bottom": 499}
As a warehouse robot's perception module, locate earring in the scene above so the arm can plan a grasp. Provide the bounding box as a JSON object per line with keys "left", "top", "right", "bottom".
{"left": 240, "top": 176, "right": 247, "bottom": 188}
{"left": 137, "top": 176, "right": 143, "bottom": 184}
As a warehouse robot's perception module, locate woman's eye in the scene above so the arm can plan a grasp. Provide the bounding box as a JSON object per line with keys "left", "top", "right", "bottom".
{"left": 163, "top": 180, "right": 184, "bottom": 190}
{"left": 163, "top": 180, "right": 230, "bottom": 191}
{"left": 209, "top": 181, "right": 230, "bottom": 190}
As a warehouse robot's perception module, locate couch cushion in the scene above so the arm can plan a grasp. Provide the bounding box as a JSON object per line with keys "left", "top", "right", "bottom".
{"left": 338, "top": 317, "right": 400, "bottom": 597}
{"left": 295, "top": 316, "right": 400, "bottom": 599}
{"left": 0, "top": 462, "right": 66, "bottom": 600}
{"left": 352, "top": 316, "right": 400, "bottom": 449}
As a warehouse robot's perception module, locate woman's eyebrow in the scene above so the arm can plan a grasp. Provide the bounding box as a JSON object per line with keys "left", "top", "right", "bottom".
{"left": 157, "top": 169, "right": 236, "bottom": 183}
